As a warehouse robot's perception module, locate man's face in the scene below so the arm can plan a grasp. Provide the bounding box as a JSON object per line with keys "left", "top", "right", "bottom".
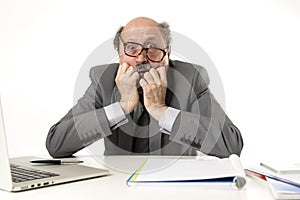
{"left": 118, "top": 27, "right": 170, "bottom": 76}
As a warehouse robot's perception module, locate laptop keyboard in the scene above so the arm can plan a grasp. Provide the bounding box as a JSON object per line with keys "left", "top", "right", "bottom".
{"left": 10, "top": 164, "right": 59, "bottom": 183}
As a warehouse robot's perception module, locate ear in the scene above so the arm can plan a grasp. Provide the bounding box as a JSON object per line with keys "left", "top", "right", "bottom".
{"left": 118, "top": 45, "right": 125, "bottom": 57}
{"left": 167, "top": 49, "right": 171, "bottom": 59}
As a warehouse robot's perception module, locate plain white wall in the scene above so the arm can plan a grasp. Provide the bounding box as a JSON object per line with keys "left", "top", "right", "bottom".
{"left": 0, "top": 0, "right": 299, "bottom": 166}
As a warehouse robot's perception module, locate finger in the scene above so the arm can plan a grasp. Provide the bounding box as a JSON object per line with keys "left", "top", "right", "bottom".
{"left": 125, "top": 66, "right": 136, "bottom": 77}
{"left": 116, "top": 63, "right": 129, "bottom": 80}
{"left": 143, "top": 72, "right": 155, "bottom": 84}
{"left": 130, "top": 71, "right": 140, "bottom": 81}
{"left": 149, "top": 68, "right": 161, "bottom": 83}
{"left": 139, "top": 78, "right": 147, "bottom": 88}
{"left": 122, "top": 62, "right": 130, "bottom": 72}
{"left": 156, "top": 66, "right": 167, "bottom": 85}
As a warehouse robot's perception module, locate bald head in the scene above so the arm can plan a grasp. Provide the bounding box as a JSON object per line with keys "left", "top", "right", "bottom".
{"left": 113, "top": 17, "right": 172, "bottom": 52}
{"left": 123, "top": 17, "right": 160, "bottom": 32}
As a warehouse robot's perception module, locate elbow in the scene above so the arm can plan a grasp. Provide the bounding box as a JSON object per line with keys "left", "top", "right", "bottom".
{"left": 226, "top": 139, "right": 243, "bottom": 157}
{"left": 207, "top": 142, "right": 243, "bottom": 159}
{"left": 46, "top": 140, "right": 73, "bottom": 158}
{"left": 46, "top": 145, "right": 59, "bottom": 158}
{"left": 46, "top": 123, "right": 74, "bottom": 158}
{"left": 203, "top": 125, "right": 244, "bottom": 158}
{"left": 222, "top": 124, "right": 244, "bottom": 157}
{"left": 46, "top": 136, "right": 73, "bottom": 158}
{"left": 233, "top": 137, "right": 244, "bottom": 156}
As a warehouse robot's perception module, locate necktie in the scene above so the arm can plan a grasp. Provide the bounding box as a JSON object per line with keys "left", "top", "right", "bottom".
{"left": 132, "top": 96, "right": 150, "bottom": 153}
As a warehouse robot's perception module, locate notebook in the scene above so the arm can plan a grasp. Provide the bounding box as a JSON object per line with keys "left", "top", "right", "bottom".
{"left": 267, "top": 177, "right": 300, "bottom": 199}
{"left": 250, "top": 165, "right": 300, "bottom": 187}
{"left": 126, "top": 154, "right": 246, "bottom": 190}
{"left": 0, "top": 97, "right": 109, "bottom": 192}
{"left": 245, "top": 168, "right": 300, "bottom": 199}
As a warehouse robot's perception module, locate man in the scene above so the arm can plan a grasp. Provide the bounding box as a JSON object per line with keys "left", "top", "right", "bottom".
{"left": 46, "top": 17, "right": 243, "bottom": 158}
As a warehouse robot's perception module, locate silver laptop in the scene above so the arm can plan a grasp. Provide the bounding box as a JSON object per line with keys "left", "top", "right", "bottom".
{"left": 0, "top": 98, "right": 109, "bottom": 192}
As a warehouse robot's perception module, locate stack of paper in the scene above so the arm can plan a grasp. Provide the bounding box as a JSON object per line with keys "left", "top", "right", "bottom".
{"left": 246, "top": 163, "right": 300, "bottom": 199}
{"left": 260, "top": 162, "right": 300, "bottom": 174}
{"left": 126, "top": 154, "right": 246, "bottom": 190}
{"left": 267, "top": 177, "right": 300, "bottom": 199}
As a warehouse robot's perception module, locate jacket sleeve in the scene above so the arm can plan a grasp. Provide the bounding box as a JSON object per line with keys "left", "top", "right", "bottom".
{"left": 46, "top": 67, "right": 112, "bottom": 158}
{"left": 169, "top": 66, "right": 243, "bottom": 158}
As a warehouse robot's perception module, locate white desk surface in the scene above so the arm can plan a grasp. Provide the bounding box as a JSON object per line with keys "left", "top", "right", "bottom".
{"left": 0, "top": 156, "right": 274, "bottom": 200}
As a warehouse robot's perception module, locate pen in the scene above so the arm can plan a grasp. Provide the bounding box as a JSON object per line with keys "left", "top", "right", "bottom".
{"left": 30, "top": 159, "right": 83, "bottom": 165}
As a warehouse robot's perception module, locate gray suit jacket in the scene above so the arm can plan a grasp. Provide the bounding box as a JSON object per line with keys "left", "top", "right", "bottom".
{"left": 46, "top": 60, "right": 243, "bottom": 158}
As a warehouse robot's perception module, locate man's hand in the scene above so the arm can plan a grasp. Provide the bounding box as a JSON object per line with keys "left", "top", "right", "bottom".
{"left": 139, "top": 67, "right": 168, "bottom": 121}
{"left": 115, "top": 63, "right": 140, "bottom": 114}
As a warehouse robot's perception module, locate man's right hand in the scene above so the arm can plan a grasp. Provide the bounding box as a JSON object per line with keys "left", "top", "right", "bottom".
{"left": 115, "top": 63, "right": 140, "bottom": 115}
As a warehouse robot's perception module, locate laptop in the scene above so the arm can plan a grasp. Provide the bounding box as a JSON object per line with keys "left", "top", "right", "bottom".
{"left": 0, "top": 98, "right": 109, "bottom": 192}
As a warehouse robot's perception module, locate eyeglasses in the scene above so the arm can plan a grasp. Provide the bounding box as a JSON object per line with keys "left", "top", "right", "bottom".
{"left": 119, "top": 36, "right": 168, "bottom": 62}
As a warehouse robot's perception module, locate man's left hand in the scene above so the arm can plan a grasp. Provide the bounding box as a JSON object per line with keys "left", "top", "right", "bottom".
{"left": 139, "top": 67, "right": 168, "bottom": 121}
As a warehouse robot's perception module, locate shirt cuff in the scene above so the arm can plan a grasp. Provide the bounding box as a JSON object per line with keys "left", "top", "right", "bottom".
{"left": 104, "top": 102, "right": 128, "bottom": 129}
{"left": 159, "top": 107, "right": 180, "bottom": 135}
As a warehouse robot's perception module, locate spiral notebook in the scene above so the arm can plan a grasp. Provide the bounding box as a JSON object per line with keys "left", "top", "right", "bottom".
{"left": 126, "top": 154, "right": 246, "bottom": 190}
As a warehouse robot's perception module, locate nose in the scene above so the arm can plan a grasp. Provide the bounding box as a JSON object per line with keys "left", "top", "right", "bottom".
{"left": 135, "top": 49, "right": 148, "bottom": 64}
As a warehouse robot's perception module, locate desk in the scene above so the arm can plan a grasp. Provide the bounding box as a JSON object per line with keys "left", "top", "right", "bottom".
{"left": 0, "top": 156, "right": 274, "bottom": 200}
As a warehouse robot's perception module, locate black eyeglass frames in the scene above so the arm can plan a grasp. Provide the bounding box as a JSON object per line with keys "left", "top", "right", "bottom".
{"left": 119, "top": 35, "right": 168, "bottom": 62}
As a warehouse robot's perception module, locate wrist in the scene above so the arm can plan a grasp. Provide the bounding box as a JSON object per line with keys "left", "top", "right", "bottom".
{"left": 148, "top": 105, "right": 168, "bottom": 121}
{"left": 119, "top": 101, "right": 131, "bottom": 115}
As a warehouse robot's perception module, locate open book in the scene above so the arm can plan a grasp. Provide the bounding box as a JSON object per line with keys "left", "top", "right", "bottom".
{"left": 126, "top": 154, "right": 246, "bottom": 190}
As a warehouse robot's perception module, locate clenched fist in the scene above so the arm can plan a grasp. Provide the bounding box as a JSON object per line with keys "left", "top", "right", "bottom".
{"left": 115, "top": 63, "right": 140, "bottom": 114}
{"left": 139, "top": 67, "right": 168, "bottom": 121}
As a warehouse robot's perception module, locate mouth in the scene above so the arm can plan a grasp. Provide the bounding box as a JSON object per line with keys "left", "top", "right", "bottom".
{"left": 135, "top": 64, "right": 152, "bottom": 77}
{"left": 135, "top": 63, "right": 166, "bottom": 89}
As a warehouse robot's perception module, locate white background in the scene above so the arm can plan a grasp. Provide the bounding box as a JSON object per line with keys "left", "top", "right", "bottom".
{"left": 0, "top": 0, "right": 299, "bottom": 167}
